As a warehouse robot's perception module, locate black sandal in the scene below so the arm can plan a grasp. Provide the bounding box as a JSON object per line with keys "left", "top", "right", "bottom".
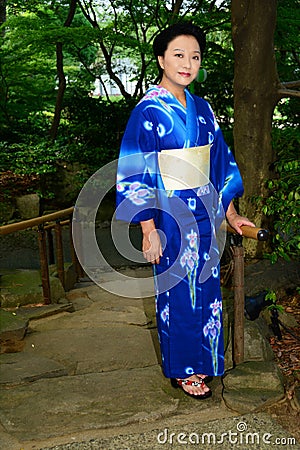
{"left": 171, "top": 378, "right": 212, "bottom": 399}
{"left": 197, "top": 374, "right": 213, "bottom": 383}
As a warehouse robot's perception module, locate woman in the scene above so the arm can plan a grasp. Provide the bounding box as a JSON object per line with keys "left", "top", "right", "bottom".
{"left": 116, "top": 22, "right": 254, "bottom": 398}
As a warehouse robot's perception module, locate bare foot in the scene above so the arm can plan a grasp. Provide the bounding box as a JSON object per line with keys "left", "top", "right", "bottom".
{"left": 196, "top": 374, "right": 211, "bottom": 392}
{"left": 176, "top": 375, "right": 209, "bottom": 396}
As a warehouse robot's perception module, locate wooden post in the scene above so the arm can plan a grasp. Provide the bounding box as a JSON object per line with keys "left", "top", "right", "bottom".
{"left": 46, "top": 228, "right": 55, "bottom": 265}
{"left": 232, "top": 234, "right": 245, "bottom": 365}
{"left": 37, "top": 225, "right": 51, "bottom": 305}
{"left": 55, "top": 220, "right": 65, "bottom": 290}
{"left": 227, "top": 225, "right": 269, "bottom": 366}
{"left": 68, "top": 218, "right": 84, "bottom": 279}
{"left": 72, "top": 210, "right": 85, "bottom": 279}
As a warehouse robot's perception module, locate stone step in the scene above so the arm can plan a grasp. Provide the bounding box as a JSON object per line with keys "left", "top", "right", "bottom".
{"left": 222, "top": 361, "right": 285, "bottom": 413}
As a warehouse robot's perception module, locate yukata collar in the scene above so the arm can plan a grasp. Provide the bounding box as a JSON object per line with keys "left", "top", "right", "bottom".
{"left": 142, "top": 86, "right": 198, "bottom": 148}
{"left": 184, "top": 88, "right": 198, "bottom": 148}
{"left": 154, "top": 86, "right": 198, "bottom": 148}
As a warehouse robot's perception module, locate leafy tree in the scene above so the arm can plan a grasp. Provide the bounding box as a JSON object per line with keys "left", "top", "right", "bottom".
{"left": 0, "top": 0, "right": 97, "bottom": 136}
{"left": 76, "top": 0, "right": 233, "bottom": 101}
{"left": 50, "top": 0, "right": 77, "bottom": 140}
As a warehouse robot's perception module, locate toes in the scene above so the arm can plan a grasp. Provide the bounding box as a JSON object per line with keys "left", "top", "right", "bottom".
{"left": 176, "top": 376, "right": 210, "bottom": 396}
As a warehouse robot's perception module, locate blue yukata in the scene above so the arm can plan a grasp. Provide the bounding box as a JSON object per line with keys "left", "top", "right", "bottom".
{"left": 116, "top": 86, "right": 244, "bottom": 379}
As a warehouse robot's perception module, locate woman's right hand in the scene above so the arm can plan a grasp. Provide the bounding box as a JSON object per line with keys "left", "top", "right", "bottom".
{"left": 140, "top": 219, "right": 162, "bottom": 264}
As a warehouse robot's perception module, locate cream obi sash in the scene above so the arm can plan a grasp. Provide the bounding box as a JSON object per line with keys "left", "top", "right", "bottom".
{"left": 158, "top": 144, "right": 211, "bottom": 190}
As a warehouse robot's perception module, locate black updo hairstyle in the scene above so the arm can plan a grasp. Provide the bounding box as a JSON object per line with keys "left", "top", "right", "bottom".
{"left": 153, "top": 22, "right": 206, "bottom": 80}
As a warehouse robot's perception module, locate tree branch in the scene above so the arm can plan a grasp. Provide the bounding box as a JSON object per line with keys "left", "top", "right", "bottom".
{"left": 278, "top": 88, "right": 300, "bottom": 99}
{"left": 77, "top": 0, "right": 131, "bottom": 98}
{"left": 171, "top": 0, "right": 184, "bottom": 21}
{"left": 99, "top": 75, "right": 113, "bottom": 103}
{"left": 49, "top": 0, "right": 77, "bottom": 141}
{"left": 281, "top": 80, "right": 300, "bottom": 89}
{"left": 278, "top": 80, "right": 300, "bottom": 99}
{"left": 208, "top": 0, "right": 217, "bottom": 13}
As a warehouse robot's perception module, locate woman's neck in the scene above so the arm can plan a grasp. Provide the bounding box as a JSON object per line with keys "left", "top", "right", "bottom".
{"left": 158, "top": 81, "right": 187, "bottom": 108}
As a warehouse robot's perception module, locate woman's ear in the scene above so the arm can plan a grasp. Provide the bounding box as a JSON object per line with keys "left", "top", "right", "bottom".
{"left": 158, "top": 55, "right": 164, "bottom": 70}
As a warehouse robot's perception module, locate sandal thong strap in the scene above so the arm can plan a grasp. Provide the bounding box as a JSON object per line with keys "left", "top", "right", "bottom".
{"left": 177, "top": 378, "right": 204, "bottom": 388}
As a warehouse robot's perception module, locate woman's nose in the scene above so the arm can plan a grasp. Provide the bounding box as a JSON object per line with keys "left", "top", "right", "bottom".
{"left": 183, "top": 57, "right": 192, "bottom": 68}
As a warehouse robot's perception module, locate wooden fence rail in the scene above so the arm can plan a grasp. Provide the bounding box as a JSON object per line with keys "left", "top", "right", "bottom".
{"left": 0, "top": 207, "right": 83, "bottom": 305}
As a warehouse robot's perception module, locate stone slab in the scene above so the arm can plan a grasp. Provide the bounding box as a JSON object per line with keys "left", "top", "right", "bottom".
{"left": 0, "top": 366, "right": 180, "bottom": 442}
{"left": 225, "top": 318, "right": 274, "bottom": 369}
{"left": 36, "top": 412, "right": 300, "bottom": 450}
{"left": 69, "top": 283, "right": 154, "bottom": 308}
{"left": 79, "top": 266, "right": 155, "bottom": 300}
{"left": 0, "top": 309, "right": 28, "bottom": 340}
{"left": 0, "top": 353, "right": 68, "bottom": 385}
{"left": 27, "top": 299, "right": 151, "bottom": 330}
{"left": 15, "top": 302, "right": 75, "bottom": 321}
{"left": 0, "top": 270, "right": 66, "bottom": 307}
{"left": 222, "top": 361, "right": 285, "bottom": 413}
{"left": 22, "top": 324, "right": 159, "bottom": 375}
{"left": 244, "top": 259, "right": 300, "bottom": 295}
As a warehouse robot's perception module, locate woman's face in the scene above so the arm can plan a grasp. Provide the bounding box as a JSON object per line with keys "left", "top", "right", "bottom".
{"left": 158, "top": 34, "right": 201, "bottom": 91}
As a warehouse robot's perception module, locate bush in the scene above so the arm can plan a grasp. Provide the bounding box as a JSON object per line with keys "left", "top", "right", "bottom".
{"left": 0, "top": 96, "right": 137, "bottom": 203}
{"left": 63, "top": 91, "right": 136, "bottom": 171}
{"left": 257, "top": 127, "right": 300, "bottom": 262}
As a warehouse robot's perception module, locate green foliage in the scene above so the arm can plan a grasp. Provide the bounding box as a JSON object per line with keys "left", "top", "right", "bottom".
{"left": 0, "top": 140, "right": 61, "bottom": 175}
{"left": 265, "top": 290, "right": 285, "bottom": 313}
{"left": 255, "top": 0, "right": 300, "bottom": 263}
{"left": 256, "top": 127, "right": 300, "bottom": 263}
{"left": 265, "top": 290, "right": 285, "bottom": 312}
{"left": 274, "top": 0, "right": 300, "bottom": 127}
{"left": 192, "top": 6, "right": 233, "bottom": 123}
{"left": 0, "top": 94, "right": 136, "bottom": 200}
{"left": 0, "top": 0, "right": 298, "bottom": 223}
{"left": 0, "top": 2, "right": 97, "bottom": 125}
{"left": 0, "top": 127, "right": 65, "bottom": 199}
{"left": 63, "top": 91, "right": 136, "bottom": 172}
{"left": 196, "top": 38, "right": 234, "bottom": 125}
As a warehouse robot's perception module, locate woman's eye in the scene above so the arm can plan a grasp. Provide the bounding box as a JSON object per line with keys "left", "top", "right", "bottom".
{"left": 174, "top": 53, "right": 183, "bottom": 58}
{"left": 193, "top": 56, "right": 200, "bottom": 60}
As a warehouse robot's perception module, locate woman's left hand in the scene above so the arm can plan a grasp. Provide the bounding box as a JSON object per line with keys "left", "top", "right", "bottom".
{"left": 227, "top": 213, "right": 255, "bottom": 235}
{"left": 226, "top": 201, "right": 255, "bottom": 235}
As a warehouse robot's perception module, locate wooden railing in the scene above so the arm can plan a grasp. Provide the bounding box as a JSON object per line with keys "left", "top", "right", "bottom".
{"left": 0, "top": 207, "right": 83, "bottom": 305}
{"left": 227, "top": 225, "right": 269, "bottom": 365}
{"left": 0, "top": 209, "right": 269, "bottom": 365}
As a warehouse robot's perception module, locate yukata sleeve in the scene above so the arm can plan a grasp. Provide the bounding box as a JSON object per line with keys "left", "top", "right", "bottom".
{"left": 116, "top": 107, "right": 158, "bottom": 224}
{"left": 209, "top": 111, "right": 244, "bottom": 214}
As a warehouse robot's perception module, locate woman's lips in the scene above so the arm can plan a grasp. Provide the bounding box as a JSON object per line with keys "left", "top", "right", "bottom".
{"left": 178, "top": 72, "right": 191, "bottom": 77}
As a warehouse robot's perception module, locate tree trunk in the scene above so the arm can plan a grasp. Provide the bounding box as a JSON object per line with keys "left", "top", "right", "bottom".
{"left": 49, "top": 0, "right": 76, "bottom": 140}
{"left": 231, "top": 0, "right": 281, "bottom": 256}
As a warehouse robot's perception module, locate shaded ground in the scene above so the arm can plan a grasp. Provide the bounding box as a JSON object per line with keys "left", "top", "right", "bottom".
{"left": 265, "top": 289, "right": 300, "bottom": 441}
{"left": 220, "top": 258, "right": 300, "bottom": 442}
